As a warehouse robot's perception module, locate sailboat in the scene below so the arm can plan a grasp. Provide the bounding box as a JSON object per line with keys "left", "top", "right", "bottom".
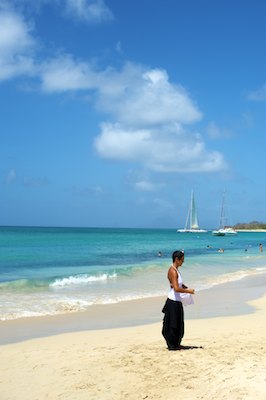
{"left": 212, "top": 191, "right": 237, "bottom": 236}
{"left": 177, "top": 191, "right": 207, "bottom": 233}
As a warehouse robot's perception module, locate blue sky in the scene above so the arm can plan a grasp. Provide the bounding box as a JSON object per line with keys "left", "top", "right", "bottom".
{"left": 1, "top": 0, "right": 265, "bottom": 229}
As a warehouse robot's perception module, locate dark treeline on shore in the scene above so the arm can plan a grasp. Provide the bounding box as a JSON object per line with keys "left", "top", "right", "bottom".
{"left": 234, "top": 221, "right": 266, "bottom": 230}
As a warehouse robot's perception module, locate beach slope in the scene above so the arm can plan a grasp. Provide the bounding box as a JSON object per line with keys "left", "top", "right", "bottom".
{"left": 1, "top": 292, "right": 266, "bottom": 400}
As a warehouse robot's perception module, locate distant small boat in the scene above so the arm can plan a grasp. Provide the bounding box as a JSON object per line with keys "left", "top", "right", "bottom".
{"left": 212, "top": 191, "right": 237, "bottom": 236}
{"left": 219, "top": 227, "right": 237, "bottom": 235}
{"left": 212, "top": 229, "right": 226, "bottom": 236}
{"left": 177, "top": 190, "right": 207, "bottom": 233}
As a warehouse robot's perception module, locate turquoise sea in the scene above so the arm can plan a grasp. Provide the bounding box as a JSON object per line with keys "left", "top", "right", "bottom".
{"left": 1, "top": 226, "right": 266, "bottom": 321}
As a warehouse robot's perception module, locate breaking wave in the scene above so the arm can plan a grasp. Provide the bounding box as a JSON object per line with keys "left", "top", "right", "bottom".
{"left": 50, "top": 273, "right": 117, "bottom": 288}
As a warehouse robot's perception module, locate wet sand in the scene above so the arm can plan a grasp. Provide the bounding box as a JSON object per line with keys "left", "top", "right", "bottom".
{"left": 1, "top": 274, "right": 266, "bottom": 400}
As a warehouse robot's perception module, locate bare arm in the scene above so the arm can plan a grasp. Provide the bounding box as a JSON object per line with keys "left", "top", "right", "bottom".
{"left": 168, "top": 268, "right": 195, "bottom": 294}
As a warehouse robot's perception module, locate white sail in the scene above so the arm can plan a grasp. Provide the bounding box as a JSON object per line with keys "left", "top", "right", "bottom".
{"left": 190, "top": 192, "right": 199, "bottom": 229}
{"left": 212, "top": 191, "right": 237, "bottom": 236}
{"left": 177, "top": 191, "right": 207, "bottom": 233}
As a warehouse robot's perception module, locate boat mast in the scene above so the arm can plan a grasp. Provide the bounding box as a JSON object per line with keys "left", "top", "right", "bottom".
{"left": 219, "top": 191, "right": 226, "bottom": 229}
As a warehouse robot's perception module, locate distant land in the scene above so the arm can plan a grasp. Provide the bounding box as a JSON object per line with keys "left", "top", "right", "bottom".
{"left": 233, "top": 221, "right": 266, "bottom": 230}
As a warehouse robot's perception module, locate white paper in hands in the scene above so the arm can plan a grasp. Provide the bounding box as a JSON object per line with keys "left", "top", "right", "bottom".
{"left": 180, "top": 293, "right": 194, "bottom": 306}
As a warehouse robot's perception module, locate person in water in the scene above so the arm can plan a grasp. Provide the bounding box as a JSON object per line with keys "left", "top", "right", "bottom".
{"left": 162, "top": 250, "right": 195, "bottom": 350}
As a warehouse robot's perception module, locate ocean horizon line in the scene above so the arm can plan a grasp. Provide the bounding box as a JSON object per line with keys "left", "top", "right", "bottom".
{"left": 2, "top": 225, "right": 266, "bottom": 233}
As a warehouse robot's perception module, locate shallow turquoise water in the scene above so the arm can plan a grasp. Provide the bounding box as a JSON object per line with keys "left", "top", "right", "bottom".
{"left": 1, "top": 226, "right": 266, "bottom": 320}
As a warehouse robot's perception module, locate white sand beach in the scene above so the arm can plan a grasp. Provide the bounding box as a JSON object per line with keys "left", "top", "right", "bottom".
{"left": 1, "top": 278, "right": 266, "bottom": 400}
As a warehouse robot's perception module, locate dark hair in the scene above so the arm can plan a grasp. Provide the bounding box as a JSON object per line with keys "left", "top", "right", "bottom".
{"left": 172, "top": 250, "right": 184, "bottom": 262}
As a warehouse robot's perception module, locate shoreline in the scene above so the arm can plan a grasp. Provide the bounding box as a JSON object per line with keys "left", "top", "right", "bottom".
{"left": 1, "top": 285, "right": 266, "bottom": 399}
{"left": 235, "top": 229, "right": 266, "bottom": 232}
{"left": 1, "top": 272, "right": 266, "bottom": 345}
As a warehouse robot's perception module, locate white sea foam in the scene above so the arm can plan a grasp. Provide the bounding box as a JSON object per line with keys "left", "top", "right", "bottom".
{"left": 199, "top": 266, "right": 266, "bottom": 290}
{"left": 50, "top": 273, "right": 117, "bottom": 288}
{"left": 1, "top": 266, "right": 266, "bottom": 321}
{"left": 0, "top": 296, "right": 95, "bottom": 320}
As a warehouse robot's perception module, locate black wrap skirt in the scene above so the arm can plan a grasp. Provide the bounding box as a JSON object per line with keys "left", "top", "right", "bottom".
{"left": 162, "top": 298, "right": 184, "bottom": 349}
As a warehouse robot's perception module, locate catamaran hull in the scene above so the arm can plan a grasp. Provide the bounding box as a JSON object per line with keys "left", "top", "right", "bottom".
{"left": 212, "top": 230, "right": 226, "bottom": 236}
{"left": 212, "top": 228, "right": 237, "bottom": 236}
{"left": 177, "top": 229, "right": 207, "bottom": 233}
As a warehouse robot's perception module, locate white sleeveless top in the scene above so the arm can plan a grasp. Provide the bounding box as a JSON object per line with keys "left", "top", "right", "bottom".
{"left": 167, "top": 266, "right": 183, "bottom": 302}
{"left": 168, "top": 267, "right": 194, "bottom": 306}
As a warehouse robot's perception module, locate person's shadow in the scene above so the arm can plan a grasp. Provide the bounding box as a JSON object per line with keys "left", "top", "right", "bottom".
{"left": 168, "top": 345, "right": 203, "bottom": 351}
{"left": 179, "top": 345, "right": 203, "bottom": 350}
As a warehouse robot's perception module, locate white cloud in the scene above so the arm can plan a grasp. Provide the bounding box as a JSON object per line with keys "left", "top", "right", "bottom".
{"left": 134, "top": 180, "right": 162, "bottom": 192}
{"left": 40, "top": 55, "right": 99, "bottom": 92}
{"left": 38, "top": 59, "right": 218, "bottom": 173}
{"left": 206, "top": 121, "right": 221, "bottom": 139}
{"left": 64, "top": 0, "right": 113, "bottom": 23}
{"left": 95, "top": 113, "right": 226, "bottom": 173}
{"left": 0, "top": 9, "right": 36, "bottom": 80}
{"left": 5, "top": 0, "right": 114, "bottom": 24}
{"left": 72, "top": 185, "right": 104, "bottom": 196}
{"left": 95, "top": 123, "right": 152, "bottom": 161}
{"left": 96, "top": 64, "right": 202, "bottom": 127}
{"left": 153, "top": 198, "right": 175, "bottom": 210}
{"left": 115, "top": 41, "right": 122, "bottom": 53}
{"left": 94, "top": 63, "right": 224, "bottom": 173}
{"left": 22, "top": 176, "right": 49, "bottom": 187}
{"left": 5, "top": 168, "right": 16, "bottom": 183}
{"left": 247, "top": 84, "right": 266, "bottom": 101}
{"left": 241, "top": 112, "right": 254, "bottom": 129}
{"left": 0, "top": 12, "right": 33, "bottom": 54}
{"left": 206, "top": 121, "right": 234, "bottom": 140}
{"left": 0, "top": 7, "right": 226, "bottom": 175}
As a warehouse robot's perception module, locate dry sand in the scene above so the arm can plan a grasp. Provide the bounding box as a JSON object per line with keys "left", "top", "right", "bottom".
{"left": 1, "top": 281, "right": 266, "bottom": 400}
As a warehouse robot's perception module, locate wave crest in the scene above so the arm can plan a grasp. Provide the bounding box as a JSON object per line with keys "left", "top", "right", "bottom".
{"left": 50, "top": 273, "right": 117, "bottom": 288}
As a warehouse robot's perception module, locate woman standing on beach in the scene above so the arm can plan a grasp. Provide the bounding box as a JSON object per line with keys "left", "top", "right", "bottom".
{"left": 162, "top": 250, "right": 195, "bottom": 350}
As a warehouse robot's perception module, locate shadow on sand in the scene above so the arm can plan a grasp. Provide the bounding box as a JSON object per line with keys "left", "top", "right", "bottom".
{"left": 168, "top": 345, "right": 204, "bottom": 351}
